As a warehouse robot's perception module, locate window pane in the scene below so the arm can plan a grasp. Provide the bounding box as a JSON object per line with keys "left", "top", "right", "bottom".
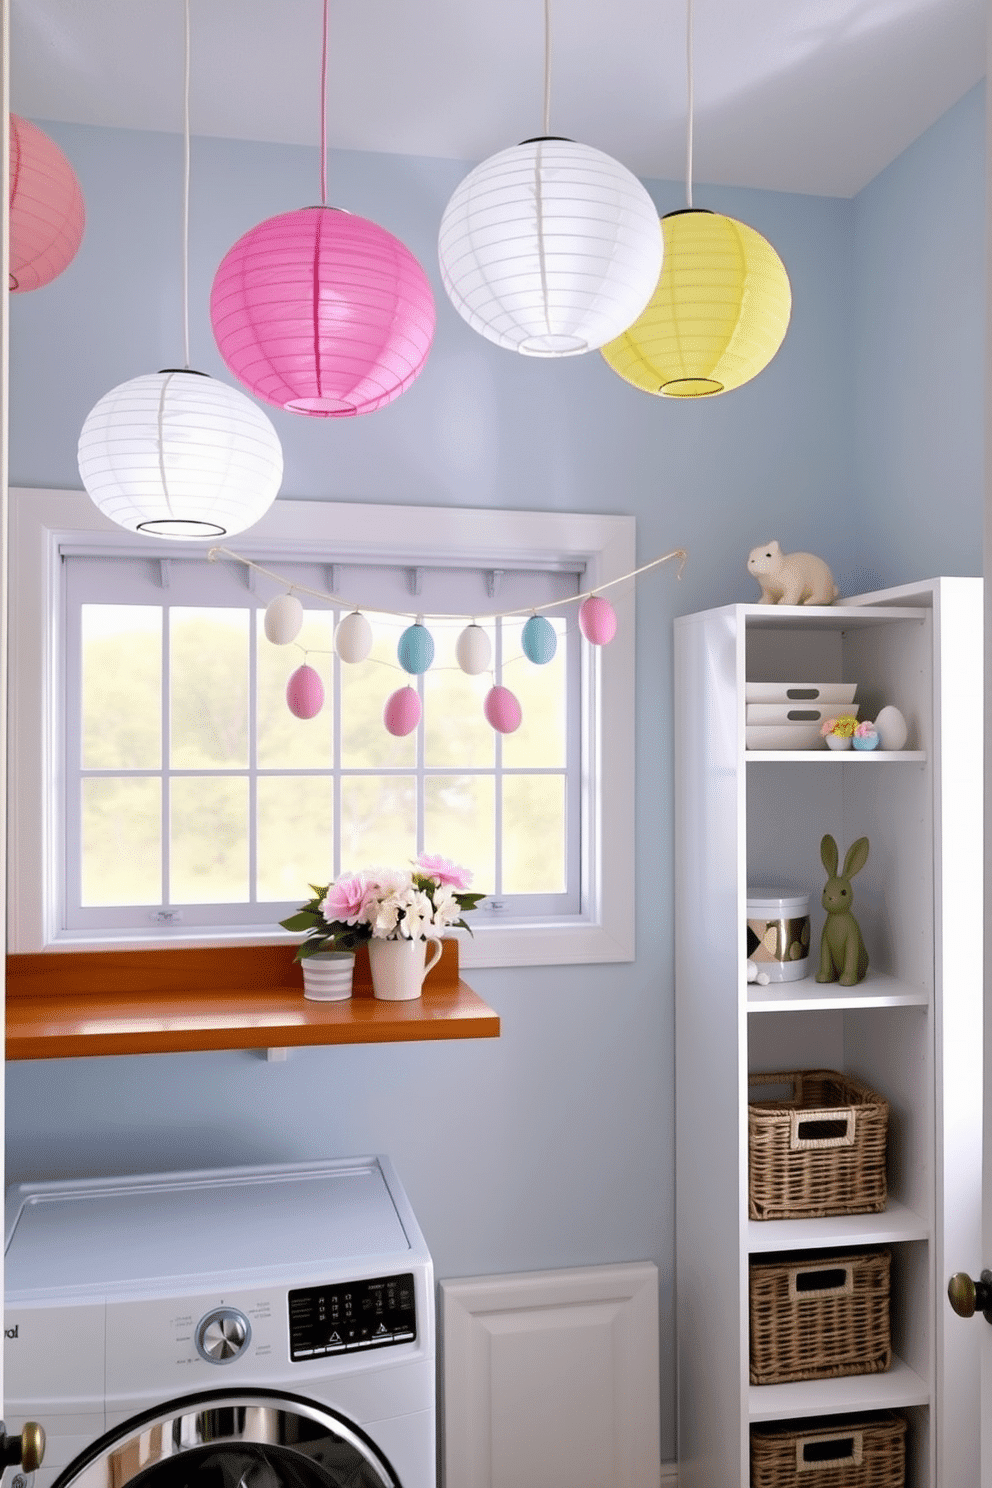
{"left": 171, "top": 609, "right": 248, "bottom": 768}
{"left": 502, "top": 775, "right": 566, "bottom": 893}
{"left": 257, "top": 776, "right": 333, "bottom": 901}
{"left": 424, "top": 623, "right": 495, "bottom": 768}
{"left": 340, "top": 776, "right": 415, "bottom": 868}
{"left": 81, "top": 777, "right": 161, "bottom": 905}
{"left": 500, "top": 617, "right": 567, "bottom": 768}
{"left": 341, "top": 612, "right": 415, "bottom": 768}
{"left": 257, "top": 610, "right": 335, "bottom": 768}
{"left": 171, "top": 776, "right": 248, "bottom": 902}
{"left": 82, "top": 606, "right": 161, "bottom": 769}
{"left": 424, "top": 775, "right": 495, "bottom": 895}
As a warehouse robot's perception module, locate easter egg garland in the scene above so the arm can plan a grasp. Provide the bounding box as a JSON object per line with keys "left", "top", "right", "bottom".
{"left": 221, "top": 539, "right": 688, "bottom": 736}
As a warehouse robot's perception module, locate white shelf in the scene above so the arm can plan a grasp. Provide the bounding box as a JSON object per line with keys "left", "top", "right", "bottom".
{"left": 748, "top": 1200, "right": 930, "bottom": 1253}
{"left": 743, "top": 603, "right": 928, "bottom": 630}
{"left": 748, "top": 1356, "right": 931, "bottom": 1422}
{"left": 747, "top": 972, "right": 929, "bottom": 1012}
{"left": 745, "top": 749, "right": 926, "bottom": 763}
{"left": 674, "top": 580, "right": 984, "bottom": 1487}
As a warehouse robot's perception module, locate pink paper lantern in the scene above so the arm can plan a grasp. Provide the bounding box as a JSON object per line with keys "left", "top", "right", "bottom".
{"left": 9, "top": 115, "right": 85, "bottom": 293}
{"left": 484, "top": 685, "right": 522, "bottom": 734}
{"left": 287, "top": 664, "right": 325, "bottom": 719}
{"left": 578, "top": 595, "right": 618, "bottom": 646}
{"left": 210, "top": 206, "right": 436, "bottom": 417}
{"left": 384, "top": 686, "right": 422, "bottom": 737}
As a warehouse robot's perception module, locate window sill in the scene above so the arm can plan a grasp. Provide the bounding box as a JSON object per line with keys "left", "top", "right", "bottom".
{"left": 5, "top": 939, "right": 499, "bottom": 1060}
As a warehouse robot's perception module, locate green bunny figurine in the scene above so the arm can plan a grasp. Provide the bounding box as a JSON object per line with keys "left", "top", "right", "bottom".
{"left": 816, "top": 834, "right": 870, "bottom": 985}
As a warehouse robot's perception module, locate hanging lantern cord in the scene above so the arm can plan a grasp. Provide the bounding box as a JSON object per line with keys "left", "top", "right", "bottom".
{"left": 181, "top": 0, "right": 192, "bottom": 368}
{"left": 685, "top": 0, "right": 694, "bottom": 208}
{"left": 319, "top": 0, "right": 330, "bottom": 205}
{"left": 542, "top": 0, "right": 553, "bottom": 135}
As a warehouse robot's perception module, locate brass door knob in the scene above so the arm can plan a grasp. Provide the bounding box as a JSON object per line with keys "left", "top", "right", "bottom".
{"left": 948, "top": 1270, "right": 992, "bottom": 1322}
{"left": 0, "top": 1421, "right": 46, "bottom": 1472}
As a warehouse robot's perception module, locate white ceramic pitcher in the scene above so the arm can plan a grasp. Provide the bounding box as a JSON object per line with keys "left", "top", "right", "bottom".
{"left": 368, "top": 936, "right": 442, "bottom": 1001}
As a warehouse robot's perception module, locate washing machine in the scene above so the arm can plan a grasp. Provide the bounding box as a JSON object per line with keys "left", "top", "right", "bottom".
{"left": 2, "top": 1158, "right": 435, "bottom": 1488}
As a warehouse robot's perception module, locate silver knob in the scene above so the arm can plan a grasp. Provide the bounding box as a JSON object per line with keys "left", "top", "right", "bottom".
{"left": 195, "top": 1308, "right": 251, "bottom": 1364}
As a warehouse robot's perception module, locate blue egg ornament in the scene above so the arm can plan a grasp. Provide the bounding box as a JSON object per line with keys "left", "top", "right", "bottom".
{"left": 397, "top": 622, "right": 435, "bottom": 675}
{"left": 521, "top": 614, "right": 557, "bottom": 665}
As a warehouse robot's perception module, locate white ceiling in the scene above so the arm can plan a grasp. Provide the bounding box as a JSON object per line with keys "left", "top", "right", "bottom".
{"left": 9, "top": 0, "right": 987, "bottom": 199}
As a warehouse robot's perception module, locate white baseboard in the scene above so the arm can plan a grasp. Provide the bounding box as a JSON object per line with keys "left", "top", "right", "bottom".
{"left": 659, "top": 1467, "right": 678, "bottom": 1487}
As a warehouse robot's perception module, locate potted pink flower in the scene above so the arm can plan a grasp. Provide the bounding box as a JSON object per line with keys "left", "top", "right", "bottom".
{"left": 281, "top": 856, "right": 484, "bottom": 1002}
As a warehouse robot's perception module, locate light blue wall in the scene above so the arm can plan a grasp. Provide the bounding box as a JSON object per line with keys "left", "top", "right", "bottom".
{"left": 6, "top": 94, "right": 985, "bottom": 1462}
{"left": 853, "top": 84, "right": 986, "bottom": 581}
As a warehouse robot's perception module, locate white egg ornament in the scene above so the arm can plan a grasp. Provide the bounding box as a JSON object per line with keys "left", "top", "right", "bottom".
{"left": 335, "top": 610, "right": 373, "bottom": 664}
{"left": 455, "top": 623, "right": 492, "bottom": 675}
{"left": 264, "top": 593, "right": 303, "bottom": 645}
{"left": 286, "top": 664, "right": 325, "bottom": 720}
{"left": 873, "top": 705, "right": 908, "bottom": 751}
{"left": 578, "top": 595, "right": 618, "bottom": 646}
{"left": 384, "top": 686, "right": 422, "bottom": 737}
{"left": 484, "top": 685, "right": 522, "bottom": 734}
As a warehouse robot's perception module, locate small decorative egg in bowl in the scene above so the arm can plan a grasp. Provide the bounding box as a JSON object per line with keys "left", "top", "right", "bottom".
{"left": 852, "top": 720, "right": 880, "bottom": 751}
{"left": 820, "top": 715, "right": 858, "bottom": 750}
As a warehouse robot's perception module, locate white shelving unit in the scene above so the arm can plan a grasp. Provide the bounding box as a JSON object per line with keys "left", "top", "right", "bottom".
{"left": 673, "top": 578, "right": 983, "bottom": 1488}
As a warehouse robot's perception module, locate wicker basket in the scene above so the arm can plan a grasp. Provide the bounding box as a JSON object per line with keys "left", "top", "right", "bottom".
{"left": 749, "top": 1070, "right": 888, "bottom": 1220}
{"left": 749, "top": 1248, "right": 891, "bottom": 1385}
{"left": 751, "top": 1413, "right": 906, "bottom": 1488}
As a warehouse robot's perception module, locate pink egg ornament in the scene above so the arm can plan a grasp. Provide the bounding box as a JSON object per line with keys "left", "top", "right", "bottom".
{"left": 286, "top": 664, "right": 325, "bottom": 719}
{"left": 578, "top": 595, "right": 618, "bottom": 646}
{"left": 384, "top": 686, "right": 422, "bottom": 737}
{"left": 484, "top": 686, "right": 522, "bottom": 734}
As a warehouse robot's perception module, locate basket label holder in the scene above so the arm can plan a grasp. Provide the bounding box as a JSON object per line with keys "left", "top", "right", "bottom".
{"left": 787, "top": 1262, "right": 854, "bottom": 1301}
{"left": 789, "top": 1106, "right": 856, "bottom": 1150}
{"left": 795, "top": 1429, "right": 864, "bottom": 1472}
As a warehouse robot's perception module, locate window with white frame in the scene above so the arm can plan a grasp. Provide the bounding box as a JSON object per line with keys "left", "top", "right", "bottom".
{"left": 9, "top": 490, "right": 636, "bottom": 968}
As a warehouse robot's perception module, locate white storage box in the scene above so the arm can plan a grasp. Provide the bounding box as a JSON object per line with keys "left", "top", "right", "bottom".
{"left": 745, "top": 682, "right": 857, "bottom": 705}
{"left": 746, "top": 702, "right": 860, "bottom": 726}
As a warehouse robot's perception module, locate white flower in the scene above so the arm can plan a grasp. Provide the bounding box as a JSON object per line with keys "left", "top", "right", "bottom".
{"left": 430, "top": 883, "right": 460, "bottom": 927}
{"left": 369, "top": 892, "right": 403, "bottom": 937}
{"left": 399, "top": 889, "right": 435, "bottom": 940}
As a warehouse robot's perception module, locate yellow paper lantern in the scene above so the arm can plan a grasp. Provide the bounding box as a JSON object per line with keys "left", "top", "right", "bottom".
{"left": 601, "top": 209, "right": 791, "bottom": 397}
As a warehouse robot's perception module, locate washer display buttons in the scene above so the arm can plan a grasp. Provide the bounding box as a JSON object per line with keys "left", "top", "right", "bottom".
{"left": 289, "top": 1273, "right": 416, "bottom": 1360}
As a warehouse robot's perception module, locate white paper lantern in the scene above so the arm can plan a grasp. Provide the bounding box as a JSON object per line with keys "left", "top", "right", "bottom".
{"left": 78, "top": 369, "right": 284, "bottom": 539}
{"left": 438, "top": 137, "right": 663, "bottom": 356}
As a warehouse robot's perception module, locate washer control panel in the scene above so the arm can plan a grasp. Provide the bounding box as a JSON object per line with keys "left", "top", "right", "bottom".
{"left": 289, "top": 1272, "right": 416, "bottom": 1360}
{"left": 195, "top": 1306, "right": 252, "bottom": 1364}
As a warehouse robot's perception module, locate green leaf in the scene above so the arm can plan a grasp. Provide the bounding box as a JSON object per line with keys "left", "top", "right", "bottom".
{"left": 280, "top": 910, "right": 321, "bottom": 932}
{"left": 296, "top": 937, "right": 333, "bottom": 960}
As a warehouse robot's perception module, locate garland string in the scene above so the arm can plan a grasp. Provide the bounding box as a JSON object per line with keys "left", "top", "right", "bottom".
{"left": 207, "top": 543, "right": 687, "bottom": 623}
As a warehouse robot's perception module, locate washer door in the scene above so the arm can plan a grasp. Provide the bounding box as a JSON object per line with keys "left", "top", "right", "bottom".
{"left": 51, "top": 1392, "right": 401, "bottom": 1488}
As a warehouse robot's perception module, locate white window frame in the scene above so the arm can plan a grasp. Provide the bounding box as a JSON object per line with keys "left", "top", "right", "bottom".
{"left": 8, "top": 488, "right": 636, "bottom": 968}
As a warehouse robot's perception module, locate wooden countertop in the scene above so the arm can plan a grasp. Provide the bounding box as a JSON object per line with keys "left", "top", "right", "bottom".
{"left": 5, "top": 939, "right": 500, "bottom": 1059}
